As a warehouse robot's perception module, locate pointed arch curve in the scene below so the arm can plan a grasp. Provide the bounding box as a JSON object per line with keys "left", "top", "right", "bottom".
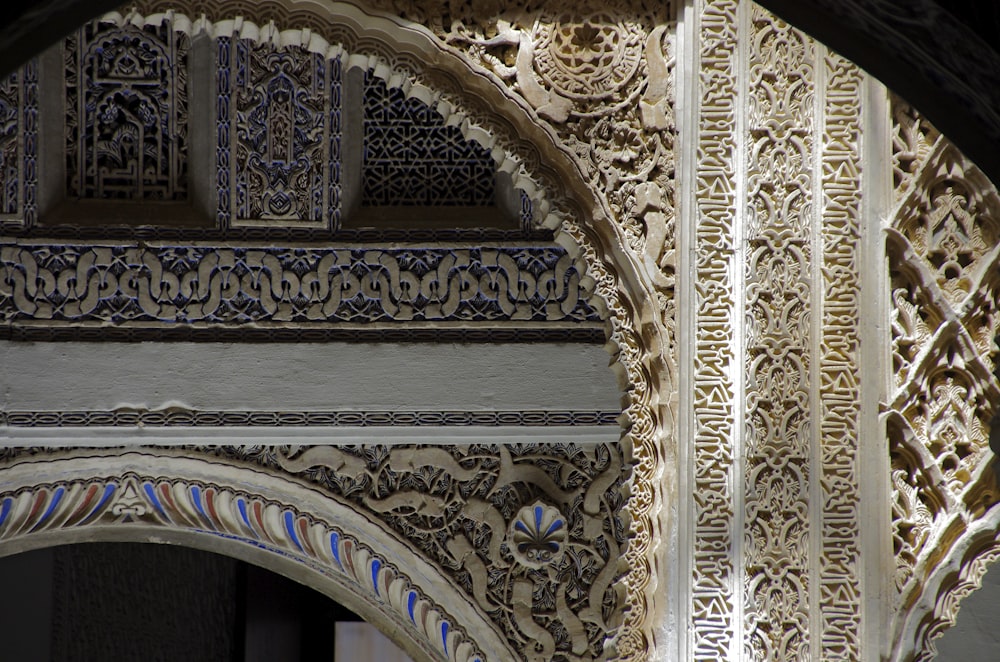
{"left": 0, "top": 450, "right": 512, "bottom": 662}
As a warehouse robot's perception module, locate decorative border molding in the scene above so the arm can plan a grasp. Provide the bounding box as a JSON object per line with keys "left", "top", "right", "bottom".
{"left": 689, "top": 1, "right": 740, "bottom": 657}
{"left": 817, "top": 50, "right": 863, "bottom": 658}
{"left": 742, "top": 8, "right": 815, "bottom": 659}
{"left": 0, "top": 243, "right": 600, "bottom": 330}
{"left": 1, "top": 408, "right": 620, "bottom": 427}
{"left": 0, "top": 454, "right": 498, "bottom": 662}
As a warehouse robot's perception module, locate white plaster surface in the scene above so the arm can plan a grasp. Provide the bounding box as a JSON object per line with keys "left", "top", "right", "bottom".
{"left": 0, "top": 341, "right": 621, "bottom": 412}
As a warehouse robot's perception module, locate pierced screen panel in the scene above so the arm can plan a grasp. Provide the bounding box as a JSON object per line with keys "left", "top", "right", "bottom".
{"left": 362, "top": 73, "right": 495, "bottom": 207}
{"left": 65, "top": 19, "right": 189, "bottom": 201}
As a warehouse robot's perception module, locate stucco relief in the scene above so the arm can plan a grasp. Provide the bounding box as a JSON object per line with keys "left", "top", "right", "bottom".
{"left": 886, "top": 99, "right": 1000, "bottom": 661}
{"left": 0, "top": 451, "right": 498, "bottom": 662}
{"left": 685, "top": 4, "right": 866, "bottom": 660}
{"left": 2, "top": 1, "right": 674, "bottom": 658}
{"left": 0, "top": 443, "right": 628, "bottom": 662}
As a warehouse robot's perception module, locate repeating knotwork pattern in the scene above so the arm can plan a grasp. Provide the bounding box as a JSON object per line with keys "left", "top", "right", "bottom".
{"left": 886, "top": 98, "right": 1000, "bottom": 661}
{"left": 0, "top": 244, "right": 599, "bottom": 327}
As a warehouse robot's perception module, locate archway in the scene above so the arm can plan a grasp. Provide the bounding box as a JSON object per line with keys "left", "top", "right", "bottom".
{"left": 0, "top": 450, "right": 513, "bottom": 661}
{"left": 0, "top": 1, "right": 673, "bottom": 659}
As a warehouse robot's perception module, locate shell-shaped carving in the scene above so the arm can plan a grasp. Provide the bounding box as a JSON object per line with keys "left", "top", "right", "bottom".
{"left": 508, "top": 502, "right": 567, "bottom": 568}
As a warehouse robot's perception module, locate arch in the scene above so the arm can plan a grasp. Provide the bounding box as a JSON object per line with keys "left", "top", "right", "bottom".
{"left": 0, "top": 1, "right": 671, "bottom": 658}
{"left": 0, "top": 449, "right": 510, "bottom": 662}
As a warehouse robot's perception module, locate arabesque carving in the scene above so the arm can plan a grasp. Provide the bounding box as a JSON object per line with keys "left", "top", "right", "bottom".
{"left": 886, "top": 100, "right": 1000, "bottom": 661}
{"left": 3, "top": 3, "right": 674, "bottom": 656}
{"left": 742, "top": 8, "right": 814, "bottom": 659}
{"left": 66, "top": 17, "right": 189, "bottom": 201}
{"left": 258, "top": 443, "right": 628, "bottom": 662}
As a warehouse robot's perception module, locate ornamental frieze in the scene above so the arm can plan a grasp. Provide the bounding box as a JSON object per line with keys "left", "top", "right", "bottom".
{"left": 0, "top": 243, "right": 600, "bottom": 332}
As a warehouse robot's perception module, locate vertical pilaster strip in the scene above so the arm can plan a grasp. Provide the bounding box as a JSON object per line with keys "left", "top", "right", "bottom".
{"left": 818, "top": 50, "right": 864, "bottom": 659}
{"left": 860, "top": 74, "right": 892, "bottom": 662}
{"left": 743, "top": 5, "right": 814, "bottom": 660}
{"left": 691, "top": 0, "right": 740, "bottom": 658}
{"left": 675, "top": 1, "right": 698, "bottom": 657}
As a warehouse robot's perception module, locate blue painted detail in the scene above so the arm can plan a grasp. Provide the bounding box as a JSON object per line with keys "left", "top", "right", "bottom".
{"left": 0, "top": 497, "right": 12, "bottom": 529}
{"left": 33, "top": 486, "right": 65, "bottom": 530}
{"left": 142, "top": 482, "right": 167, "bottom": 518}
{"left": 534, "top": 505, "right": 543, "bottom": 530}
{"left": 545, "top": 518, "right": 564, "bottom": 537}
{"left": 82, "top": 484, "right": 116, "bottom": 524}
{"left": 514, "top": 520, "right": 530, "bottom": 535}
{"left": 441, "top": 621, "right": 450, "bottom": 657}
{"left": 407, "top": 591, "right": 417, "bottom": 623}
{"left": 191, "top": 485, "right": 210, "bottom": 524}
{"left": 236, "top": 498, "right": 254, "bottom": 535}
{"left": 284, "top": 511, "right": 304, "bottom": 552}
{"left": 370, "top": 558, "right": 381, "bottom": 597}
{"left": 329, "top": 531, "right": 342, "bottom": 567}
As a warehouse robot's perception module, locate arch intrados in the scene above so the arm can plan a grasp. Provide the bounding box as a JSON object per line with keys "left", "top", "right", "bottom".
{"left": 0, "top": 450, "right": 512, "bottom": 662}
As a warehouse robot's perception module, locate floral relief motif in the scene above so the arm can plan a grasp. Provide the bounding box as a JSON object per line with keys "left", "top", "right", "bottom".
{"left": 508, "top": 501, "right": 567, "bottom": 568}
{"left": 743, "top": 8, "right": 815, "bottom": 661}
{"left": 886, "top": 101, "right": 1000, "bottom": 660}
{"left": 233, "top": 39, "right": 332, "bottom": 223}
{"left": 223, "top": 37, "right": 338, "bottom": 227}
{"left": 890, "top": 94, "right": 940, "bottom": 202}
{"left": 65, "top": 18, "right": 188, "bottom": 201}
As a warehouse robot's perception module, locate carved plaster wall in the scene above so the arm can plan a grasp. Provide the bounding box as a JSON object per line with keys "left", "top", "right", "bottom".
{"left": 884, "top": 96, "right": 1000, "bottom": 662}
{"left": 5, "top": 1, "right": 1000, "bottom": 661}
{"left": 0, "top": 3, "right": 671, "bottom": 660}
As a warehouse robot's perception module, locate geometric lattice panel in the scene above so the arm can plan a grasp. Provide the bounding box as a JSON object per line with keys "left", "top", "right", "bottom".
{"left": 362, "top": 72, "right": 495, "bottom": 207}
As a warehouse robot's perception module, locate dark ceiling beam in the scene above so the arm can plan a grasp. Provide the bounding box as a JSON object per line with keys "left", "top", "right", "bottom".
{"left": 1, "top": 0, "right": 1000, "bottom": 185}
{"left": 0, "top": 0, "right": 123, "bottom": 77}
{"left": 756, "top": 0, "right": 1000, "bottom": 186}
